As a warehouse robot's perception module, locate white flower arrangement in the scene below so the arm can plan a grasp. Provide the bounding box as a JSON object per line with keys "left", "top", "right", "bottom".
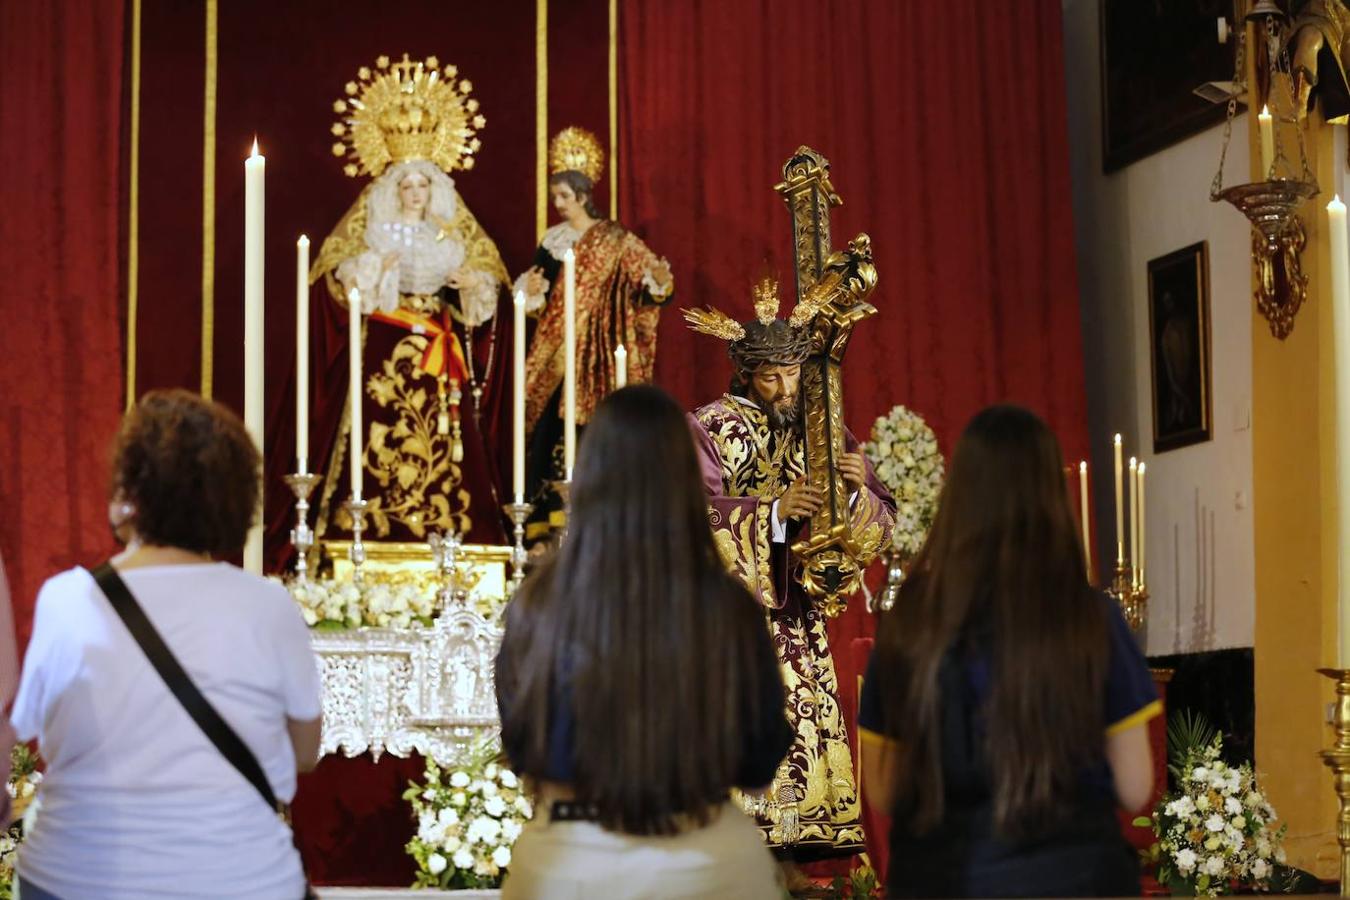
{"left": 861, "top": 405, "right": 944, "bottom": 557}
{"left": 0, "top": 744, "right": 42, "bottom": 900}
{"left": 404, "top": 754, "right": 532, "bottom": 889}
{"left": 273, "top": 575, "right": 505, "bottom": 630}
{"left": 1138, "top": 735, "right": 1286, "bottom": 896}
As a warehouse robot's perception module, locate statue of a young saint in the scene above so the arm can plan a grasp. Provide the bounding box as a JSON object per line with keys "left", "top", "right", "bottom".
{"left": 685, "top": 282, "right": 895, "bottom": 865}
{"left": 309, "top": 55, "right": 510, "bottom": 545}
{"left": 518, "top": 127, "right": 674, "bottom": 539}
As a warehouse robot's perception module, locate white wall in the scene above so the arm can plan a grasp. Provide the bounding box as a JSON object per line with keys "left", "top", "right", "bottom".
{"left": 1062, "top": 0, "right": 1255, "bottom": 653}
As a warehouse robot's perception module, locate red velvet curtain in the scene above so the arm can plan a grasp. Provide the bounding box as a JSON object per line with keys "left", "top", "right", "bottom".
{"left": 620, "top": 0, "right": 1087, "bottom": 877}
{"left": 621, "top": 0, "right": 1087, "bottom": 455}
{"left": 0, "top": 0, "right": 125, "bottom": 646}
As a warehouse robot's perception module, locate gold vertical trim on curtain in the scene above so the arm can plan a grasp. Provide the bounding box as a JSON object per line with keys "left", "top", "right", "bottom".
{"left": 609, "top": 0, "right": 617, "bottom": 219}
{"left": 125, "top": 0, "right": 143, "bottom": 410}
{"left": 536, "top": 0, "right": 548, "bottom": 238}
{"left": 200, "top": 0, "right": 219, "bottom": 398}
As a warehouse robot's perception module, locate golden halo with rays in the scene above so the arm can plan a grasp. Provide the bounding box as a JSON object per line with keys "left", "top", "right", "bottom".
{"left": 548, "top": 126, "right": 605, "bottom": 183}
{"left": 330, "top": 53, "right": 486, "bottom": 179}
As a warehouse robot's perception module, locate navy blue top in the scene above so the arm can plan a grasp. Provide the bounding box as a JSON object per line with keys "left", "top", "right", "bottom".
{"left": 857, "top": 592, "right": 1159, "bottom": 896}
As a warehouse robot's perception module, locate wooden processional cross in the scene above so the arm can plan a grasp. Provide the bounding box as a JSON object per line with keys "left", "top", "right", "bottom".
{"left": 775, "top": 147, "right": 879, "bottom": 618}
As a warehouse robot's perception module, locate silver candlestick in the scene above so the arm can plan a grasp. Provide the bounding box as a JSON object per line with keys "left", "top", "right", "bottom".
{"left": 284, "top": 470, "right": 322, "bottom": 581}
{"left": 429, "top": 529, "right": 469, "bottom": 609}
{"left": 344, "top": 497, "right": 370, "bottom": 586}
{"left": 503, "top": 500, "right": 533, "bottom": 594}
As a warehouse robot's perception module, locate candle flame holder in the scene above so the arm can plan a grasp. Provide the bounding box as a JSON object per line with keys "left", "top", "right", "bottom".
{"left": 1320, "top": 667, "right": 1350, "bottom": 896}
{"left": 1106, "top": 563, "right": 1149, "bottom": 640}
{"left": 284, "top": 470, "right": 322, "bottom": 581}
{"left": 343, "top": 497, "right": 370, "bottom": 587}
{"left": 503, "top": 501, "right": 534, "bottom": 595}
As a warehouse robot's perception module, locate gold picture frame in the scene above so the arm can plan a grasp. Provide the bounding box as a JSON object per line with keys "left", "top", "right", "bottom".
{"left": 1148, "top": 241, "right": 1212, "bottom": 453}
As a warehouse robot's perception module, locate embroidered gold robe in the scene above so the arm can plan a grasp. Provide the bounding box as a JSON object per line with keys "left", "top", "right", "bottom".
{"left": 689, "top": 393, "right": 895, "bottom": 860}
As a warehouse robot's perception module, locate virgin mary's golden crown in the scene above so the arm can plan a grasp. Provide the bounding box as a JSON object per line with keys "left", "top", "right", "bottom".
{"left": 330, "top": 53, "right": 487, "bottom": 178}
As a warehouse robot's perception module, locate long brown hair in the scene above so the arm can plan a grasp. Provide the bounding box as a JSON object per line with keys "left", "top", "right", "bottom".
{"left": 872, "top": 405, "right": 1107, "bottom": 837}
{"left": 496, "top": 385, "right": 777, "bottom": 834}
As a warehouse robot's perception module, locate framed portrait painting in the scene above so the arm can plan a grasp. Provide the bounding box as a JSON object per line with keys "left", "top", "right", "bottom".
{"left": 1148, "top": 242, "right": 1212, "bottom": 453}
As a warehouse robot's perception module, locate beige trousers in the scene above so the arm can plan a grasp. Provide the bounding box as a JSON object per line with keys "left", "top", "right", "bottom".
{"left": 501, "top": 801, "right": 783, "bottom": 900}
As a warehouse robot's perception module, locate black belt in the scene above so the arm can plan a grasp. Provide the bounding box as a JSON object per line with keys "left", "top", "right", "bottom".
{"left": 550, "top": 800, "right": 601, "bottom": 822}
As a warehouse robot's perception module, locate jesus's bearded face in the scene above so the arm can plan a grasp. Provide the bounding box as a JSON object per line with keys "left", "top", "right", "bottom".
{"left": 747, "top": 363, "right": 803, "bottom": 434}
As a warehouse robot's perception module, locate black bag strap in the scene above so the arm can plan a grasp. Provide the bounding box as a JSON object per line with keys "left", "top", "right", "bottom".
{"left": 87, "top": 562, "right": 282, "bottom": 818}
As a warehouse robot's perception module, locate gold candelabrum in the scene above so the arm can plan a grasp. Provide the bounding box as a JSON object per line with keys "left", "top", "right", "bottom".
{"left": 1106, "top": 561, "right": 1149, "bottom": 637}
{"left": 1320, "top": 668, "right": 1350, "bottom": 896}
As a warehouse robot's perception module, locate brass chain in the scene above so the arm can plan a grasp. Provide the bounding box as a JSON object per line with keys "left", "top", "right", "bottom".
{"left": 1211, "top": 19, "right": 1245, "bottom": 199}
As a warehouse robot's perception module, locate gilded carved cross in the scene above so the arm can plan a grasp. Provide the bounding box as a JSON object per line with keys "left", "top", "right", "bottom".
{"left": 775, "top": 147, "right": 879, "bottom": 617}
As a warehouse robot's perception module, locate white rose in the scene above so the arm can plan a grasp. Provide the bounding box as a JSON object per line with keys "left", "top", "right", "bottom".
{"left": 485, "top": 763, "right": 499, "bottom": 779}
{"left": 1245, "top": 792, "right": 1262, "bottom": 808}
{"left": 452, "top": 848, "right": 474, "bottom": 869}
{"left": 426, "top": 852, "right": 447, "bottom": 876}
{"left": 1196, "top": 794, "right": 1211, "bottom": 811}
{"left": 1204, "top": 856, "right": 1224, "bottom": 876}
{"left": 1225, "top": 796, "right": 1243, "bottom": 815}
{"left": 449, "top": 771, "right": 471, "bottom": 788}
{"left": 482, "top": 781, "right": 499, "bottom": 797}
{"left": 1252, "top": 858, "right": 1270, "bottom": 879}
{"left": 492, "top": 846, "right": 512, "bottom": 868}
{"left": 484, "top": 796, "right": 507, "bottom": 818}
{"left": 438, "top": 807, "right": 460, "bottom": 827}
{"left": 417, "top": 813, "right": 438, "bottom": 842}
{"left": 452, "top": 792, "right": 467, "bottom": 807}
{"left": 442, "top": 835, "right": 461, "bottom": 853}
{"left": 500, "top": 770, "right": 519, "bottom": 789}
{"left": 515, "top": 795, "right": 533, "bottom": 816}
{"left": 1175, "top": 848, "right": 1198, "bottom": 872}
{"left": 1204, "top": 836, "right": 1221, "bottom": 851}
{"left": 1205, "top": 814, "right": 1226, "bottom": 832}
{"left": 1230, "top": 815, "right": 1245, "bottom": 831}
{"left": 502, "top": 819, "right": 523, "bottom": 841}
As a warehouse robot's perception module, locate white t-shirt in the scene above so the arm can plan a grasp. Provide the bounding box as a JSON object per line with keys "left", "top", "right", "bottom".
{"left": 11, "top": 563, "right": 322, "bottom": 899}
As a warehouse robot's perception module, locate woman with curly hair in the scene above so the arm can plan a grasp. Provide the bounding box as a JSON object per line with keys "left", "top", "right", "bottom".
{"left": 11, "top": 390, "right": 321, "bottom": 899}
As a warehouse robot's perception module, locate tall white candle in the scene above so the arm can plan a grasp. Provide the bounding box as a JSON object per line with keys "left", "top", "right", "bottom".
{"left": 513, "top": 290, "right": 527, "bottom": 503}
{"left": 295, "top": 234, "right": 310, "bottom": 472}
{"left": 563, "top": 247, "right": 577, "bottom": 479}
{"left": 1258, "top": 105, "right": 1275, "bottom": 176}
{"left": 1138, "top": 462, "right": 1147, "bottom": 589}
{"left": 1113, "top": 434, "right": 1124, "bottom": 567}
{"left": 243, "top": 139, "right": 265, "bottom": 575}
{"left": 1079, "top": 461, "right": 1091, "bottom": 577}
{"left": 1328, "top": 195, "right": 1350, "bottom": 664}
{"left": 348, "top": 288, "right": 364, "bottom": 502}
{"left": 614, "top": 344, "right": 628, "bottom": 388}
{"left": 1129, "top": 457, "right": 1139, "bottom": 588}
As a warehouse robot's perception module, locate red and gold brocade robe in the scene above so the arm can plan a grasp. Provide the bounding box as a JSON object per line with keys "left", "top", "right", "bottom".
{"left": 524, "top": 220, "right": 670, "bottom": 433}
{"left": 689, "top": 394, "right": 895, "bottom": 860}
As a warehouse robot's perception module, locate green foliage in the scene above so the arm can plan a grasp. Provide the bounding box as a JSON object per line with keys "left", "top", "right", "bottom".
{"left": 1166, "top": 708, "right": 1216, "bottom": 783}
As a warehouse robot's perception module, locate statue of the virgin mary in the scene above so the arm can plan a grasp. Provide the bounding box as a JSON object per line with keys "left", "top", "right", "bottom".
{"left": 308, "top": 54, "right": 509, "bottom": 546}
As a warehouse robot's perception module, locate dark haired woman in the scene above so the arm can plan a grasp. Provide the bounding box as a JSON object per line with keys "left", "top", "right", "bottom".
{"left": 495, "top": 385, "right": 790, "bottom": 899}
{"left": 11, "top": 390, "right": 322, "bottom": 899}
{"left": 859, "top": 405, "right": 1159, "bottom": 897}
{"left": 517, "top": 126, "right": 674, "bottom": 541}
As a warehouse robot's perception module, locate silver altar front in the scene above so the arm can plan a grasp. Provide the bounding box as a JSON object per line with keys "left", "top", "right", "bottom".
{"left": 310, "top": 542, "right": 510, "bottom": 767}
